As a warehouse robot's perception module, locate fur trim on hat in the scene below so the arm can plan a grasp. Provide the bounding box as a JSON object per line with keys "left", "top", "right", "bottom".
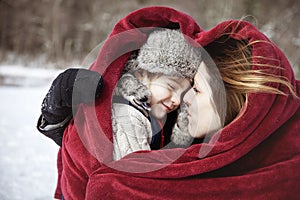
{"left": 114, "top": 73, "right": 151, "bottom": 103}
{"left": 127, "top": 29, "right": 202, "bottom": 79}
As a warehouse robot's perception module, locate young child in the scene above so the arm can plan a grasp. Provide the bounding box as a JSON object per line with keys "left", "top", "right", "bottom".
{"left": 112, "top": 29, "right": 201, "bottom": 160}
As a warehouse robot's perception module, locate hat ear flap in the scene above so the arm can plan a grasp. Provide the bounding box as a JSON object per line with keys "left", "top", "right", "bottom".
{"left": 114, "top": 73, "right": 151, "bottom": 103}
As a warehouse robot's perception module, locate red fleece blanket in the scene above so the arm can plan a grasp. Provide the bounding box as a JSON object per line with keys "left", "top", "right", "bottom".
{"left": 57, "top": 6, "right": 300, "bottom": 199}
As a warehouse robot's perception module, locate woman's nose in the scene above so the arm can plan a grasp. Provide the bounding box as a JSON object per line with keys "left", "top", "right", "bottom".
{"left": 183, "top": 89, "right": 192, "bottom": 106}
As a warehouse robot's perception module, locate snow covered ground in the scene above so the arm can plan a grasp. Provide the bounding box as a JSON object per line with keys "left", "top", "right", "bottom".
{"left": 0, "top": 65, "right": 63, "bottom": 200}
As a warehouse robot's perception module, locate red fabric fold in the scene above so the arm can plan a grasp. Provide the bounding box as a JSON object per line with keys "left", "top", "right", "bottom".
{"left": 57, "top": 6, "right": 300, "bottom": 199}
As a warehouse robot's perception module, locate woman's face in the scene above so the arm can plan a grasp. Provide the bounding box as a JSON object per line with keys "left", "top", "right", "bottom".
{"left": 148, "top": 75, "right": 191, "bottom": 119}
{"left": 183, "top": 62, "right": 223, "bottom": 138}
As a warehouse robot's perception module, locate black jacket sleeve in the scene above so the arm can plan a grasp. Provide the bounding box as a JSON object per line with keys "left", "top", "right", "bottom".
{"left": 36, "top": 68, "right": 104, "bottom": 146}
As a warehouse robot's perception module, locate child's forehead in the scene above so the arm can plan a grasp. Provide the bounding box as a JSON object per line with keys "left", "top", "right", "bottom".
{"left": 161, "top": 76, "right": 185, "bottom": 82}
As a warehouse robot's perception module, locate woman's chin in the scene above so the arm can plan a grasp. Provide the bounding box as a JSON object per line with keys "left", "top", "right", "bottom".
{"left": 188, "top": 124, "right": 205, "bottom": 139}
{"left": 187, "top": 124, "right": 195, "bottom": 137}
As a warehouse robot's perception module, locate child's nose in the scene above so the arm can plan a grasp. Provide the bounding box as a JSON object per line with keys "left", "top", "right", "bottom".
{"left": 171, "top": 94, "right": 180, "bottom": 106}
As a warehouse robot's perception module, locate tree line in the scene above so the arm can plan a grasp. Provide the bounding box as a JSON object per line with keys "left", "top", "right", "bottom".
{"left": 0, "top": 0, "right": 299, "bottom": 77}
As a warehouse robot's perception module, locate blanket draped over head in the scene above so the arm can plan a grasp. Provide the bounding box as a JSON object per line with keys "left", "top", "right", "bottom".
{"left": 56, "top": 6, "right": 300, "bottom": 200}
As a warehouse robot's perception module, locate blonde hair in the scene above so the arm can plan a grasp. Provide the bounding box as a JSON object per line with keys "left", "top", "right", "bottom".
{"left": 204, "top": 35, "right": 298, "bottom": 125}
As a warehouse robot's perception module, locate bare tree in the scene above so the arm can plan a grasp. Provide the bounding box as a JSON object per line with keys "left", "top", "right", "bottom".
{"left": 0, "top": 0, "right": 299, "bottom": 77}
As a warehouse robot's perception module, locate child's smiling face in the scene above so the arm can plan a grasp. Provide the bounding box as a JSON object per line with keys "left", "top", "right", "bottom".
{"left": 148, "top": 75, "right": 191, "bottom": 119}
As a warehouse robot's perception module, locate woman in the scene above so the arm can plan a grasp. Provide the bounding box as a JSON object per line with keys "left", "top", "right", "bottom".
{"left": 42, "top": 7, "right": 299, "bottom": 199}
{"left": 184, "top": 35, "right": 298, "bottom": 139}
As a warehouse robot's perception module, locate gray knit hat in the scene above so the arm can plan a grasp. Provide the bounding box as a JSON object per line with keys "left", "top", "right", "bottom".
{"left": 126, "top": 29, "right": 202, "bottom": 79}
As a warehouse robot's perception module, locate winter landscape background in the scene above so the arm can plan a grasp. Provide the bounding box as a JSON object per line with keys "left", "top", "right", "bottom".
{"left": 0, "top": 66, "right": 62, "bottom": 200}
{"left": 1, "top": 0, "right": 300, "bottom": 78}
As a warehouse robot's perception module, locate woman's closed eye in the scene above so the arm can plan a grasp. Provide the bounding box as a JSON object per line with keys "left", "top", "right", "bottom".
{"left": 192, "top": 86, "right": 200, "bottom": 94}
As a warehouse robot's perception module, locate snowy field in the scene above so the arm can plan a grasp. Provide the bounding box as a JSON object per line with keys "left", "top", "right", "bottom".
{"left": 0, "top": 65, "right": 62, "bottom": 200}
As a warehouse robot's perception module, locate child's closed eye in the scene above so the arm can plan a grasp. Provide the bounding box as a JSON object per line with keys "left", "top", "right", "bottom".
{"left": 167, "top": 83, "right": 176, "bottom": 90}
